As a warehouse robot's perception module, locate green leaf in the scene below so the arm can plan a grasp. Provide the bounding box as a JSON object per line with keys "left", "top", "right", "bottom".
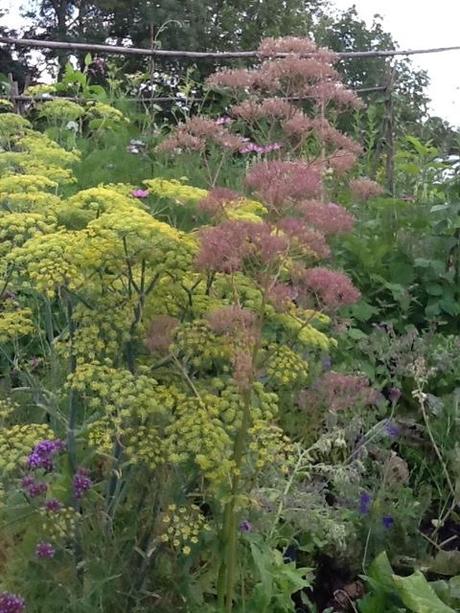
{"left": 350, "top": 301, "right": 380, "bottom": 322}
{"left": 368, "top": 551, "right": 396, "bottom": 591}
{"left": 347, "top": 328, "right": 369, "bottom": 340}
{"left": 425, "top": 301, "right": 441, "bottom": 318}
{"left": 393, "top": 571, "right": 456, "bottom": 612}
{"left": 427, "top": 551, "right": 460, "bottom": 576}
{"left": 414, "top": 258, "right": 445, "bottom": 274}
{"left": 250, "top": 542, "right": 273, "bottom": 604}
{"left": 358, "top": 591, "right": 394, "bottom": 613}
{"left": 426, "top": 284, "right": 444, "bottom": 296}
{"left": 84, "top": 52, "right": 92, "bottom": 67}
{"left": 391, "top": 261, "right": 415, "bottom": 285}
{"left": 430, "top": 204, "right": 449, "bottom": 213}
{"left": 439, "top": 299, "right": 460, "bottom": 316}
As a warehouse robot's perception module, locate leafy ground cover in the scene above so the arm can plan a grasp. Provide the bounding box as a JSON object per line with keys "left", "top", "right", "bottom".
{"left": 0, "top": 37, "right": 459, "bottom": 613}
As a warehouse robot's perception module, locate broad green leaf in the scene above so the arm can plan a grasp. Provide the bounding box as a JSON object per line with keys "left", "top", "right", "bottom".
{"left": 347, "top": 328, "right": 368, "bottom": 340}
{"left": 358, "top": 591, "right": 396, "bottom": 613}
{"left": 439, "top": 299, "right": 460, "bottom": 316}
{"left": 368, "top": 551, "right": 396, "bottom": 591}
{"left": 427, "top": 551, "right": 460, "bottom": 576}
{"left": 350, "top": 301, "right": 380, "bottom": 322}
{"left": 393, "top": 571, "right": 456, "bottom": 612}
{"left": 430, "top": 578, "right": 460, "bottom": 608}
{"left": 426, "top": 284, "right": 444, "bottom": 296}
{"left": 250, "top": 542, "right": 273, "bottom": 603}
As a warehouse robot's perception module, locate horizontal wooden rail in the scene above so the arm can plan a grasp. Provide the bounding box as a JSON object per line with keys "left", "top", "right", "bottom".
{"left": 7, "top": 86, "right": 387, "bottom": 105}
{"left": 2, "top": 35, "right": 460, "bottom": 60}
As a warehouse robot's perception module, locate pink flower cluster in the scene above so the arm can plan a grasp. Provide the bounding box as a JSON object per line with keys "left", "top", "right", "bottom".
{"left": 299, "top": 200, "right": 355, "bottom": 235}
{"left": 206, "top": 305, "right": 257, "bottom": 337}
{"left": 246, "top": 161, "right": 322, "bottom": 210}
{"left": 309, "top": 81, "right": 364, "bottom": 109}
{"left": 312, "top": 118, "right": 362, "bottom": 155}
{"left": 195, "top": 220, "right": 288, "bottom": 273}
{"left": 267, "top": 282, "right": 299, "bottom": 311}
{"left": 300, "top": 371, "right": 378, "bottom": 413}
{"left": 258, "top": 36, "right": 320, "bottom": 56}
{"left": 145, "top": 315, "right": 179, "bottom": 354}
{"left": 207, "top": 306, "right": 259, "bottom": 390}
{"left": 282, "top": 112, "right": 313, "bottom": 140}
{"left": 231, "top": 98, "right": 295, "bottom": 122}
{"left": 207, "top": 68, "right": 255, "bottom": 91}
{"left": 207, "top": 37, "right": 361, "bottom": 110}
{"left": 277, "top": 218, "right": 331, "bottom": 259}
{"left": 350, "top": 178, "right": 385, "bottom": 201}
{"left": 295, "top": 266, "right": 361, "bottom": 310}
{"left": 256, "top": 56, "right": 338, "bottom": 96}
{"left": 197, "top": 187, "right": 241, "bottom": 216}
{"left": 157, "top": 116, "right": 246, "bottom": 154}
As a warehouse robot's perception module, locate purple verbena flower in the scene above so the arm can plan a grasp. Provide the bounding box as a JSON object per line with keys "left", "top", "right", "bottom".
{"left": 131, "top": 189, "right": 150, "bottom": 199}
{"left": 382, "top": 515, "right": 394, "bottom": 529}
{"left": 44, "top": 498, "right": 62, "bottom": 513}
{"left": 21, "top": 475, "right": 47, "bottom": 498}
{"left": 388, "top": 388, "right": 402, "bottom": 404}
{"left": 36, "top": 542, "right": 55, "bottom": 559}
{"left": 384, "top": 420, "right": 401, "bottom": 439}
{"left": 27, "top": 439, "right": 65, "bottom": 471}
{"left": 0, "top": 592, "right": 25, "bottom": 613}
{"left": 73, "top": 468, "right": 92, "bottom": 499}
{"left": 239, "top": 520, "right": 253, "bottom": 533}
{"left": 359, "top": 491, "right": 372, "bottom": 515}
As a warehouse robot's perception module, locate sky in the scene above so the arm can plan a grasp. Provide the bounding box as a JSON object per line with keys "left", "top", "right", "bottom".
{"left": 332, "top": 0, "right": 460, "bottom": 127}
{"left": 1, "top": 0, "right": 460, "bottom": 126}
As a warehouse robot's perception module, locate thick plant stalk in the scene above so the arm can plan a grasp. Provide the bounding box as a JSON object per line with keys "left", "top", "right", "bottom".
{"left": 65, "top": 293, "right": 78, "bottom": 475}
{"left": 218, "top": 292, "right": 266, "bottom": 611}
{"left": 218, "top": 389, "right": 252, "bottom": 611}
{"left": 64, "top": 290, "right": 84, "bottom": 585}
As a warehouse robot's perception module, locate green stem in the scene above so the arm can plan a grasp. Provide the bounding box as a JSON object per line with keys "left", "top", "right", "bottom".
{"left": 65, "top": 292, "right": 78, "bottom": 475}
{"left": 218, "top": 287, "right": 268, "bottom": 611}
{"left": 218, "top": 389, "right": 252, "bottom": 611}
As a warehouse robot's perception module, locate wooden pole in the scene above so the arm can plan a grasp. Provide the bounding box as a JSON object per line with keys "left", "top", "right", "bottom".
{"left": 384, "top": 63, "right": 397, "bottom": 197}
{"left": 8, "top": 73, "right": 20, "bottom": 114}
{"left": 2, "top": 35, "right": 460, "bottom": 61}
{"left": 6, "top": 86, "right": 386, "bottom": 107}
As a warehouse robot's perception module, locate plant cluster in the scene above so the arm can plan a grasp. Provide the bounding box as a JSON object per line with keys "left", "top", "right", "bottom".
{"left": 0, "top": 35, "right": 459, "bottom": 613}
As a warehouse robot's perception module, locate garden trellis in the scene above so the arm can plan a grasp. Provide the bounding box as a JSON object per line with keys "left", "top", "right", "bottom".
{"left": 3, "top": 35, "right": 460, "bottom": 193}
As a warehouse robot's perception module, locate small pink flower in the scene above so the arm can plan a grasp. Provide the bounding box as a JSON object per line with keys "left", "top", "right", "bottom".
{"left": 240, "top": 142, "right": 258, "bottom": 154}
{"left": 131, "top": 189, "right": 150, "bottom": 199}
{"left": 263, "top": 143, "right": 282, "bottom": 153}
{"left": 215, "top": 116, "right": 233, "bottom": 125}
